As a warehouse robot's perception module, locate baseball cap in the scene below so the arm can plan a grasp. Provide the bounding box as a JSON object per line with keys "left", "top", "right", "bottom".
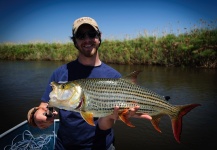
{"left": 73, "top": 17, "right": 99, "bottom": 35}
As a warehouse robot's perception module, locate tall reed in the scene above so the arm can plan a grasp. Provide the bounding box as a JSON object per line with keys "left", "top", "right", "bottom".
{"left": 1, "top": 19, "right": 217, "bottom": 68}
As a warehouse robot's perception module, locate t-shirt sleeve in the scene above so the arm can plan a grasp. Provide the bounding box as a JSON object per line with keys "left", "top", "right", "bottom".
{"left": 41, "top": 72, "right": 56, "bottom": 102}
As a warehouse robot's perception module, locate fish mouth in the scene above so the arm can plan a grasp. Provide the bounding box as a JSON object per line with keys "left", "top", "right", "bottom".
{"left": 49, "top": 81, "right": 83, "bottom": 110}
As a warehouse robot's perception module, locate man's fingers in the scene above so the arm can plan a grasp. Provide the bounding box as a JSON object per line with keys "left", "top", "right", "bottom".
{"left": 133, "top": 105, "right": 140, "bottom": 111}
{"left": 128, "top": 106, "right": 152, "bottom": 120}
{"left": 112, "top": 106, "right": 119, "bottom": 120}
{"left": 133, "top": 113, "right": 152, "bottom": 120}
{"left": 53, "top": 110, "right": 58, "bottom": 115}
{"left": 140, "top": 114, "right": 152, "bottom": 120}
{"left": 111, "top": 105, "right": 152, "bottom": 121}
{"left": 127, "top": 105, "right": 139, "bottom": 117}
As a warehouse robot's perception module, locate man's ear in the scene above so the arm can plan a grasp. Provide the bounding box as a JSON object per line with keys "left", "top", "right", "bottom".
{"left": 72, "top": 37, "right": 79, "bottom": 49}
{"left": 72, "top": 37, "right": 76, "bottom": 44}
{"left": 98, "top": 31, "right": 102, "bottom": 45}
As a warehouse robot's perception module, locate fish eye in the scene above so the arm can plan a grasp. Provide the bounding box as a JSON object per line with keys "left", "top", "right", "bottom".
{"left": 61, "top": 84, "right": 66, "bottom": 89}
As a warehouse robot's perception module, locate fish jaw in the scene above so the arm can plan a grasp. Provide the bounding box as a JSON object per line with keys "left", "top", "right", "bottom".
{"left": 48, "top": 81, "right": 83, "bottom": 110}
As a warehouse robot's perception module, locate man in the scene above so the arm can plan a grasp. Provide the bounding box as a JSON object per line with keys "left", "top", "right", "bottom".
{"left": 27, "top": 17, "right": 150, "bottom": 150}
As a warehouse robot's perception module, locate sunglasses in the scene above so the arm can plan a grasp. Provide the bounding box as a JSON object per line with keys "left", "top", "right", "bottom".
{"left": 75, "top": 31, "right": 99, "bottom": 40}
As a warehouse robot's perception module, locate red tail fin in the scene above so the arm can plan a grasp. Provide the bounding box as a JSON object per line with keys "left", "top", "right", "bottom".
{"left": 171, "top": 104, "right": 201, "bottom": 143}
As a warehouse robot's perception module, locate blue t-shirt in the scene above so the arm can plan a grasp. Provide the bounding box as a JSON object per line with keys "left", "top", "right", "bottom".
{"left": 41, "top": 59, "right": 121, "bottom": 150}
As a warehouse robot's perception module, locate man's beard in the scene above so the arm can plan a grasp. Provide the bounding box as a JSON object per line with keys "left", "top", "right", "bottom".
{"left": 79, "top": 46, "right": 99, "bottom": 57}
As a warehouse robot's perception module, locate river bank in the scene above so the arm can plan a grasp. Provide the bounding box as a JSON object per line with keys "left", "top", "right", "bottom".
{"left": 1, "top": 28, "right": 216, "bottom": 68}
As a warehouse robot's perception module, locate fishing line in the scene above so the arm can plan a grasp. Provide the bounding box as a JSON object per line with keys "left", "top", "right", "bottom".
{"left": 3, "top": 130, "right": 55, "bottom": 150}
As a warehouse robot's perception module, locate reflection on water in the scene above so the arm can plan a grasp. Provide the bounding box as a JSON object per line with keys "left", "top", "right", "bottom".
{"left": 0, "top": 60, "right": 216, "bottom": 149}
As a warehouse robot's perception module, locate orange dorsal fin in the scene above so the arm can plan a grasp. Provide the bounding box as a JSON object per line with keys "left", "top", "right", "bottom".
{"left": 119, "top": 109, "right": 135, "bottom": 127}
{"left": 80, "top": 111, "right": 95, "bottom": 126}
{"left": 171, "top": 103, "right": 201, "bottom": 143}
{"left": 122, "top": 70, "right": 142, "bottom": 84}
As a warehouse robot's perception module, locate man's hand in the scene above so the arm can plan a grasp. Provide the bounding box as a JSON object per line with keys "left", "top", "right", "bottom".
{"left": 124, "top": 105, "right": 152, "bottom": 120}
{"left": 98, "top": 106, "right": 151, "bottom": 130}
{"left": 34, "top": 102, "right": 58, "bottom": 129}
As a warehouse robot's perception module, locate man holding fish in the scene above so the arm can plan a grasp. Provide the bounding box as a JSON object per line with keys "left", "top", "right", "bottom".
{"left": 27, "top": 17, "right": 151, "bottom": 150}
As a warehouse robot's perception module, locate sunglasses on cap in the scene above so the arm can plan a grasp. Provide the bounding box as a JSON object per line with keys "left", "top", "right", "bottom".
{"left": 75, "top": 31, "right": 100, "bottom": 40}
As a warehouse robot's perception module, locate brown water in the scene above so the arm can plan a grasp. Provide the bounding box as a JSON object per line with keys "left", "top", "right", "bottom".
{"left": 0, "top": 60, "right": 216, "bottom": 149}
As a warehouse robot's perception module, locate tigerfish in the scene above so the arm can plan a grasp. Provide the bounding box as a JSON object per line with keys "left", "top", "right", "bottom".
{"left": 48, "top": 71, "right": 200, "bottom": 143}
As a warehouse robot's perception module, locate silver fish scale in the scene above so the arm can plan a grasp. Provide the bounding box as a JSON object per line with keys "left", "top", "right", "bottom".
{"left": 75, "top": 78, "right": 176, "bottom": 116}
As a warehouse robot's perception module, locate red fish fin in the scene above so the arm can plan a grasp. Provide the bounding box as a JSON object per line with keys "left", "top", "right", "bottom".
{"left": 80, "top": 111, "right": 95, "bottom": 126}
{"left": 171, "top": 103, "right": 201, "bottom": 143}
{"left": 151, "top": 115, "right": 162, "bottom": 133}
{"left": 119, "top": 109, "right": 135, "bottom": 127}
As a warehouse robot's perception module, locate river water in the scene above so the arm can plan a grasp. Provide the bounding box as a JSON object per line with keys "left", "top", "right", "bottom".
{"left": 0, "top": 60, "right": 216, "bottom": 149}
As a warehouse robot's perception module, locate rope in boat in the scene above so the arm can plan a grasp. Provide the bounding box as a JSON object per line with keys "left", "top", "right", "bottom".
{"left": 4, "top": 130, "right": 55, "bottom": 150}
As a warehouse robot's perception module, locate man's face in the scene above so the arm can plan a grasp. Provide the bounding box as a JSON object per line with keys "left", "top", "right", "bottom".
{"left": 75, "top": 24, "right": 100, "bottom": 57}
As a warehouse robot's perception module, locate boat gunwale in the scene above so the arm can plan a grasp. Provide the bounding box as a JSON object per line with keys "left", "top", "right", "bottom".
{"left": 0, "top": 119, "right": 60, "bottom": 138}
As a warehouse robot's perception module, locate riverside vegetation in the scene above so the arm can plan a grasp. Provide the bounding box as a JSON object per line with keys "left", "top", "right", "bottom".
{"left": 1, "top": 25, "right": 217, "bottom": 68}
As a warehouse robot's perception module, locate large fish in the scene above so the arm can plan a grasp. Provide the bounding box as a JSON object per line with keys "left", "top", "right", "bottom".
{"left": 48, "top": 71, "right": 200, "bottom": 143}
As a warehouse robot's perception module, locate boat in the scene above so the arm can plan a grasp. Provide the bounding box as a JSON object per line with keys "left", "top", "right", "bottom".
{"left": 0, "top": 119, "right": 59, "bottom": 150}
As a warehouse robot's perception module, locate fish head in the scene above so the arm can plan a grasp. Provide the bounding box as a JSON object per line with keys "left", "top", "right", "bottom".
{"left": 48, "top": 81, "right": 82, "bottom": 110}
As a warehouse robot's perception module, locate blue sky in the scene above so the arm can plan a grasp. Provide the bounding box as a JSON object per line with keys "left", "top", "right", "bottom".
{"left": 0, "top": 0, "right": 216, "bottom": 43}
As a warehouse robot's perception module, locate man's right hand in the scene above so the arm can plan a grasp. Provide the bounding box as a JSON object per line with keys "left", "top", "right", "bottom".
{"left": 34, "top": 102, "right": 58, "bottom": 129}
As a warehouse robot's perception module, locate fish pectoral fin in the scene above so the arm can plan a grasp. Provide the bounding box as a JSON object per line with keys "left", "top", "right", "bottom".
{"left": 119, "top": 109, "right": 135, "bottom": 127}
{"left": 151, "top": 115, "right": 162, "bottom": 133}
{"left": 80, "top": 111, "right": 95, "bottom": 126}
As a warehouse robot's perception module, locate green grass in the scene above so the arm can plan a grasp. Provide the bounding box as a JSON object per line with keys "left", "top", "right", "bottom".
{"left": 1, "top": 20, "right": 217, "bottom": 68}
{"left": 100, "top": 28, "right": 217, "bottom": 68}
